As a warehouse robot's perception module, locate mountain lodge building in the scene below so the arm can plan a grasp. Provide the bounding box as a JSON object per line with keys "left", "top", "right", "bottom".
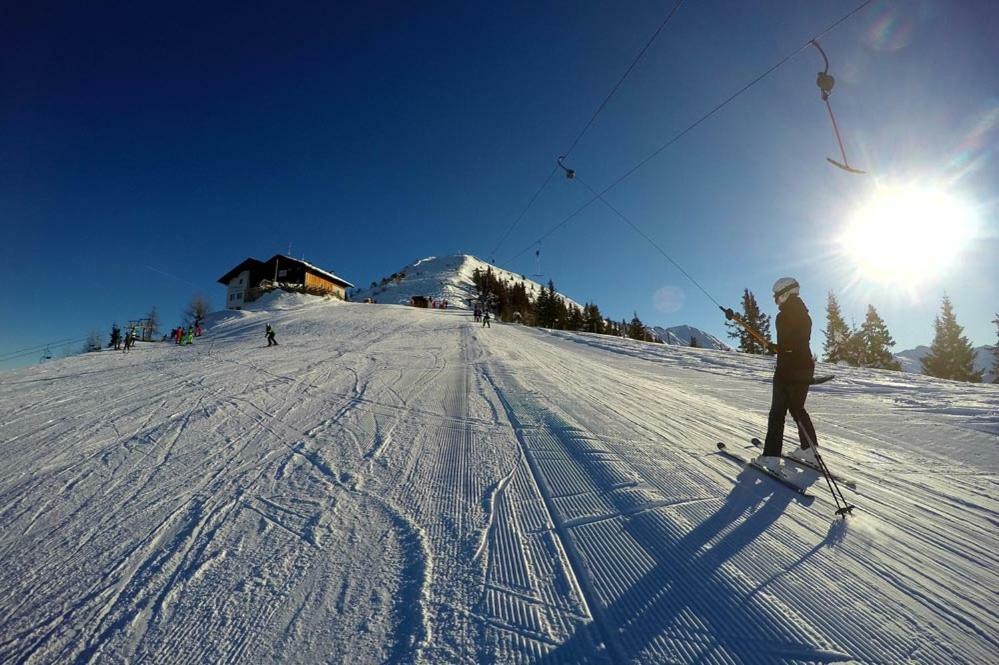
{"left": 218, "top": 255, "right": 354, "bottom": 309}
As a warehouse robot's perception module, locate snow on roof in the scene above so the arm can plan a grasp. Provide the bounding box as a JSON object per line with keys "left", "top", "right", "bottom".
{"left": 270, "top": 255, "right": 354, "bottom": 288}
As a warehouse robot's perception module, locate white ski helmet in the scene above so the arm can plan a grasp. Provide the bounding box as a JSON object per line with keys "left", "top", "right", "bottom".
{"left": 772, "top": 277, "right": 800, "bottom": 305}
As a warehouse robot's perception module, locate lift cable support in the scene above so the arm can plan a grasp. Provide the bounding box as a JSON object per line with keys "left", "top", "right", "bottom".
{"left": 505, "top": 0, "right": 876, "bottom": 266}
{"left": 811, "top": 40, "right": 865, "bottom": 174}
{"left": 488, "top": 0, "right": 685, "bottom": 259}
{"left": 557, "top": 156, "right": 575, "bottom": 180}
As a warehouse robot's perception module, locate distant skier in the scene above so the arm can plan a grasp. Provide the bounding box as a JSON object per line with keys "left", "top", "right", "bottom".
{"left": 757, "top": 277, "right": 818, "bottom": 470}
{"left": 183, "top": 327, "right": 194, "bottom": 345}
{"left": 122, "top": 331, "right": 133, "bottom": 353}
{"left": 473, "top": 307, "right": 481, "bottom": 322}
{"left": 110, "top": 325, "right": 121, "bottom": 351}
{"left": 482, "top": 311, "right": 490, "bottom": 328}
{"left": 266, "top": 324, "right": 278, "bottom": 346}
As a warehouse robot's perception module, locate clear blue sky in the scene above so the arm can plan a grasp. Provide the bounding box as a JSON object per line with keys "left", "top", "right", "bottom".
{"left": 2, "top": 1, "right": 997, "bottom": 370}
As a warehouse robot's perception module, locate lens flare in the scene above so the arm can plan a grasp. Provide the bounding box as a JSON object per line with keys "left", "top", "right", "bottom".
{"left": 840, "top": 185, "right": 976, "bottom": 288}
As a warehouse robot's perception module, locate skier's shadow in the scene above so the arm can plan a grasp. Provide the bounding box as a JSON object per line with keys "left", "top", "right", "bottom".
{"left": 537, "top": 465, "right": 826, "bottom": 664}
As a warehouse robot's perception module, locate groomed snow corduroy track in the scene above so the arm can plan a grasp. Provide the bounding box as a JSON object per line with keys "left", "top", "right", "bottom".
{"left": 1, "top": 296, "right": 996, "bottom": 664}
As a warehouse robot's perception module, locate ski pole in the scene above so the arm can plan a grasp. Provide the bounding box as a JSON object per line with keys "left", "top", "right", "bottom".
{"left": 798, "top": 425, "right": 854, "bottom": 517}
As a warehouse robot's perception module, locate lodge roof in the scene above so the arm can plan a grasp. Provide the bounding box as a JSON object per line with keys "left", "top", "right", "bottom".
{"left": 217, "top": 255, "right": 354, "bottom": 288}
{"left": 216, "top": 258, "right": 265, "bottom": 284}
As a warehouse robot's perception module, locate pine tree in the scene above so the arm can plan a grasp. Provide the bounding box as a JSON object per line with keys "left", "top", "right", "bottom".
{"left": 823, "top": 292, "right": 852, "bottom": 363}
{"left": 725, "top": 289, "right": 772, "bottom": 354}
{"left": 626, "top": 312, "right": 647, "bottom": 341}
{"left": 582, "top": 303, "right": 604, "bottom": 334}
{"left": 549, "top": 281, "right": 569, "bottom": 330}
{"left": 855, "top": 305, "right": 901, "bottom": 370}
{"left": 840, "top": 328, "right": 864, "bottom": 367}
{"left": 533, "top": 284, "right": 551, "bottom": 328}
{"left": 84, "top": 331, "right": 102, "bottom": 353}
{"left": 922, "top": 296, "right": 982, "bottom": 382}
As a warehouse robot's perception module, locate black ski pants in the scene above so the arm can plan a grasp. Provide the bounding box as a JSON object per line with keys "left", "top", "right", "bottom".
{"left": 763, "top": 379, "right": 818, "bottom": 457}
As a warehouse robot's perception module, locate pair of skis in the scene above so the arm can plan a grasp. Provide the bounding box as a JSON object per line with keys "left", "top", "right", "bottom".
{"left": 716, "top": 439, "right": 856, "bottom": 517}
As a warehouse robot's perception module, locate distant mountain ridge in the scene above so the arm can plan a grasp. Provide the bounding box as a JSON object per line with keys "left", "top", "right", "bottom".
{"left": 651, "top": 325, "right": 730, "bottom": 350}
{"left": 895, "top": 345, "right": 996, "bottom": 383}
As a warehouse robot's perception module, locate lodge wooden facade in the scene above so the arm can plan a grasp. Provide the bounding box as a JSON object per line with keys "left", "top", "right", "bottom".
{"left": 217, "top": 255, "right": 354, "bottom": 309}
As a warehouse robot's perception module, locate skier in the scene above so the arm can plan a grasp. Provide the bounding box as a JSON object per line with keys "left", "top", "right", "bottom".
{"left": 184, "top": 326, "right": 194, "bottom": 345}
{"left": 122, "top": 330, "right": 132, "bottom": 353}
{"left": 266, "top": 324, "right": 278, "bottom": 346}
{"left": 473, "top": 307, "right": 481, "bottom": 322}
{"left": 111, "top": 325, "right": 121, "bottom": 351}
{"left": 757, "top": 277, "right": 818, "bottom": 471}
{"left": 482, "top": 311, "right": 490, "bottom": 328}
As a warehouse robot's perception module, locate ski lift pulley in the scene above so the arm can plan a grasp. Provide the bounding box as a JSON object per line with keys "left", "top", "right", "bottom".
{"left": 810, "top": 40, "right": 864, "bottom": 174}
{"left": 557, "top": 155, "right": 575, "bottom": 180}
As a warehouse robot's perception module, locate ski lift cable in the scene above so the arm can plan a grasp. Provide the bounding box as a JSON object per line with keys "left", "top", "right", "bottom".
{"left": 574, "top": 173, "right": 723, "bottom": 309}
{"left": 0, "top": 337, "right": 89, "bottom": 363}
{"left": 489, "top": 164, "right": 560, "bottom": 260}
{"left": 488, "top": 0, "right": 686, "bottom": 259}
{"left": 506, "top": 0, "right": 876, "bottom": 264}
{"left": 0, "top": 336, "right": 86, "bottom": 360}
{"left": 562, "top": 0, "right": 686, "bottom": 161}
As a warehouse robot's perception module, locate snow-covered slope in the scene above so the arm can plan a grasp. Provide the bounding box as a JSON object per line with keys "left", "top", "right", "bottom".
{"left": 2, "top": 292, "right": 996, "bottom": 663}
{"left": 652, "top": 324, "right": 730, "bottom": 350}
{"left": 354, "top": 254, "right": 581, "bottom": 310}
{"left": 896, "top": 344, "right": 997, "bottom": 382}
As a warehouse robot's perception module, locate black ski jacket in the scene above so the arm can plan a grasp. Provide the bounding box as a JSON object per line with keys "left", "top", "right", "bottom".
{"left": 774, "top": 295, "right": 814, "bottom": 384}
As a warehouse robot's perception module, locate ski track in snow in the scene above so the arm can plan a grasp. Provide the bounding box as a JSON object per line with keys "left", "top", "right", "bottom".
{"left": 1, "top": 296, "right": 996, "bottom": 664}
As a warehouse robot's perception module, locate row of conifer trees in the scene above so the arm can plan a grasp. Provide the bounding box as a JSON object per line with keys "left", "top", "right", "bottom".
{"left": 471, "top": 268, "right": 660, "bottom": 343}
{"left": 474, "top": 267, "right": 995, "bottom": 383}
{"left": 725, "top": 289, "right": 995, "bottom": 383}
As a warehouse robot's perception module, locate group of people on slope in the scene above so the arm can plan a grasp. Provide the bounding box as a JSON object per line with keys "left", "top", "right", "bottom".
{"left": 472, "top": 307, "right": 491, "bottom": 327}
{"left": 169, "top": 324, "right": 201, "bottom": 346}
{"left": 110, "top": 325, "right": 137, "bottom": 353}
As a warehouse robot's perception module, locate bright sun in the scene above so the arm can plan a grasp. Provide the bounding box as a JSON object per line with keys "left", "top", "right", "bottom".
{"left": 840, "top": 185, "right": 976, "bottom": 286}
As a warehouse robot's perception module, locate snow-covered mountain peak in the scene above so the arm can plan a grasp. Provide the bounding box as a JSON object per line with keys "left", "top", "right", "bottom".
{"left": 651, "top": 325, "right": 730, "bottom": 350}
{"left": 353, "top": 254, "right": 580, "bottom": 309}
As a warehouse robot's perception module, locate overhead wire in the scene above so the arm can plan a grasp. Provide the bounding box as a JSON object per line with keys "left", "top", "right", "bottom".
{"left": 488, "top": 0, "right": 686, "bottom": 259}
{"left": 506, "top": 0, "right": 877, "bottom": 265}
{"left": 0, "top": 337, "right": 89, "bottom": 363}
{"left": 574, "top": 174, "right": 724, "bottom": 308}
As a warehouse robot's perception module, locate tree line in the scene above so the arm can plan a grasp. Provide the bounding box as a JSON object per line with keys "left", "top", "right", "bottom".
{"left": 725, "top": 288, "right": 997, "bottom": 383}
{"left": 472, "top": 267, "right": 661, "bottom": 343}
